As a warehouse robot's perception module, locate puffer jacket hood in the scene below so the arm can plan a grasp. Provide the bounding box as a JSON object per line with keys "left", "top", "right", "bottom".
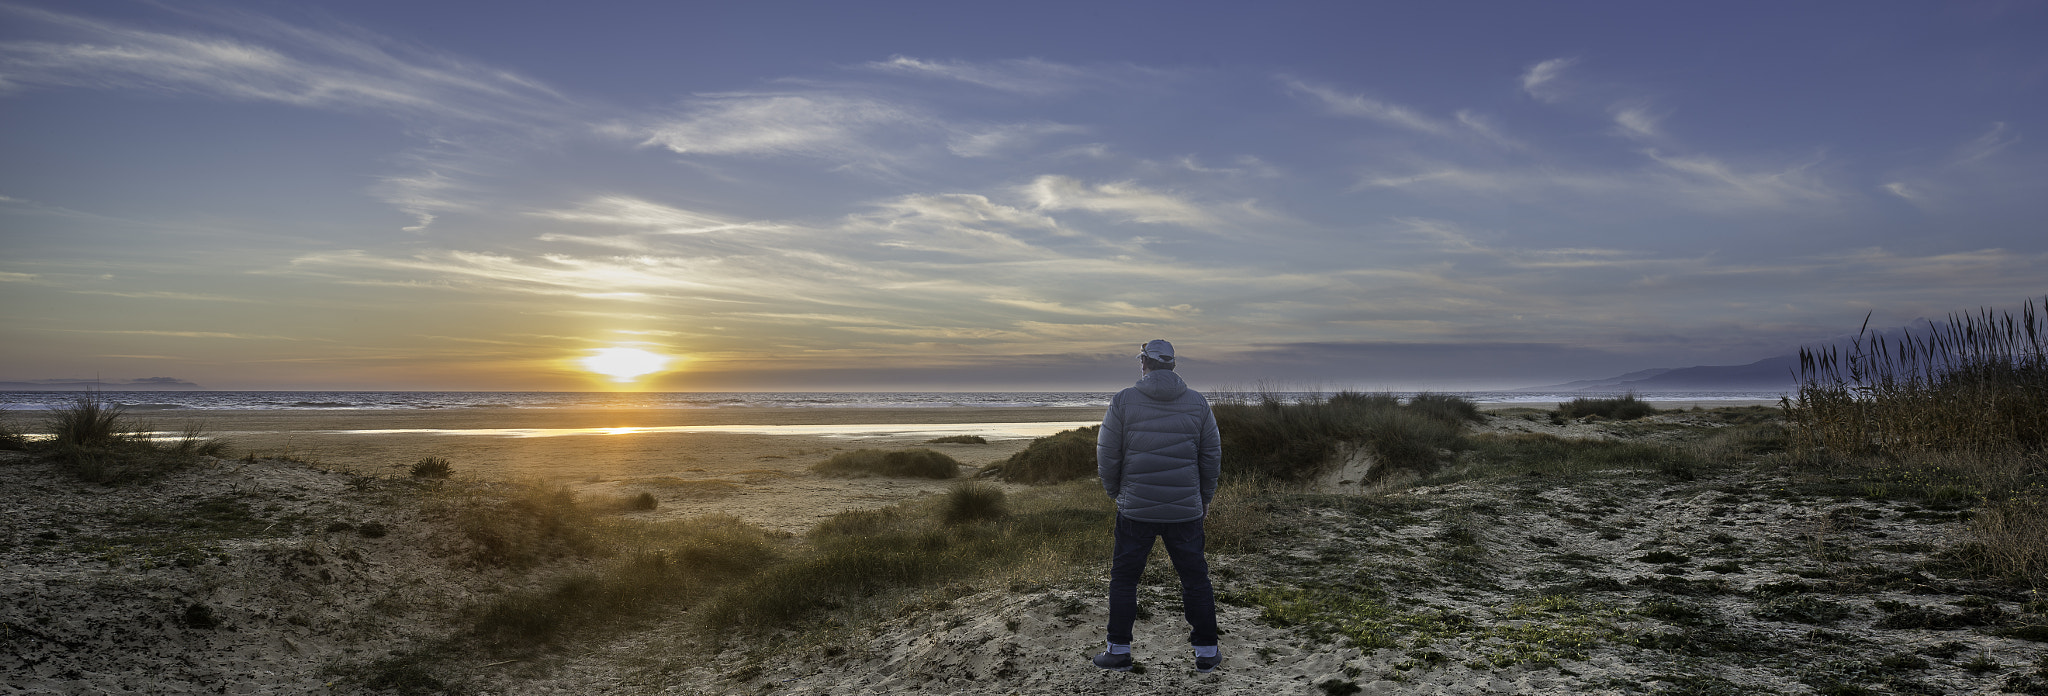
{"left": 1096, "top": 370, "right": 1222, "bottom": 523}
{"left": 1133, "top": 369, "right": 1189, "bottom": 401}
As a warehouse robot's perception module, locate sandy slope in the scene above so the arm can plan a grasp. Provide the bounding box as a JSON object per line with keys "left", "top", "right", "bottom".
{"left": 4, "top": 409, "right": 2043, "bottom": 695}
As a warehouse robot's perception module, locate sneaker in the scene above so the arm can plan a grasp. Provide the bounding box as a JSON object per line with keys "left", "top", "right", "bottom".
{"left": 1193, "top": 651, "right": 1221, "bottom": 673}
{"left": 1092, "top": 650, "right": 1133, "bottom": 671}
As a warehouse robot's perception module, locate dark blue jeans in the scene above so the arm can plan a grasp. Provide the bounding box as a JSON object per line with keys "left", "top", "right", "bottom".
{"left": 1107, "top": 514, "right": 1218, "bottom": 647}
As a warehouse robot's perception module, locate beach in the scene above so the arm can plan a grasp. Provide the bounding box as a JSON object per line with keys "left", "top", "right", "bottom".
{"left": 135, "top": 406, "right": 1102, "bottom": 534}
{"left": 7, "top": 401, "right": 2043, "bottom": 695}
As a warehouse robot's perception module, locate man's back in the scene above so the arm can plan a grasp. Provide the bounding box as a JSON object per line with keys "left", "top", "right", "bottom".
{"left": 1096, "top": 369, "right": 1222, "bottom": 524}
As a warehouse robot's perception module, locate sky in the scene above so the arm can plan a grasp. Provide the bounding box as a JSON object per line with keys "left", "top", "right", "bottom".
{"left": 2, "top": 1, "right": 2044, "bottom": 392}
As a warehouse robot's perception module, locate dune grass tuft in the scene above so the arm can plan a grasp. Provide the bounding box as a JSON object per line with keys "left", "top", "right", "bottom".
{"left": 35, "top": 394, "right": 228, "bottom": 484}
{"left": 811, "top": 448, "right": 960, "bottom": 479}
{"left": 467, "top": 514, "right": 779, "bottom": 652}
{"left": 696, "top": 482, "right": 1110, "bottom": 634}
{"left": 1555, "top": 393, "right": 1659, "bottom": 421}
{"left": 925, "top": 434, "right": 988, "bottom": 445}
{"left": 409, "top": 456, "right": 453, "bottom": 479}
{"left": 1407, "top": 392, "right": 1485, "bottom": 423}
{"left": 1213, "top": 391, "right": 1473, "bottom": 483}
{"left": 941, "top": 481, "right": 1007, "bottom": 525}
{"left": 990, "top": 426, "right": 1098, "bottom": 483}
{"left": 457, "top": 483, "right": 600, "bottom": 568}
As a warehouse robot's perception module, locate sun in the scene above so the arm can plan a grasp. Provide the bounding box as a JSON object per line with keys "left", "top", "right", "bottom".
{"left": 581, "top": 347, "right": 672, "bottom": 383}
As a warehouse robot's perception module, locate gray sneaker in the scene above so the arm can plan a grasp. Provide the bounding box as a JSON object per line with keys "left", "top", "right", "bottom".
{"left": 1092, "top": 650, "right": 1133, "bottom": 671}
{"left": 1194, "top": 650, "right": 1221, "bottom": 673}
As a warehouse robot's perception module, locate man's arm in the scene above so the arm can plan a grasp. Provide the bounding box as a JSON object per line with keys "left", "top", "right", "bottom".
{"left": 1196, "top": 401, "right": 1222, "bottom": 510}
{"left": 1096, "top": 393, "right": 1125, "bottom": 498}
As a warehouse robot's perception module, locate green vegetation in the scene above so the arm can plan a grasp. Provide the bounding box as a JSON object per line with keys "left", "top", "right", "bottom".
{"left": 1211, "top": 391, "right": 1471, "bottom": 483}
{"left": 1785, "top": 297, "right": 2048, "bottom": 587}
{"left": 810, "top": 448, "right": 960, "bottom": 479}
{"left": 940, "top": 481, "right": 1007, "bottom": 525}
{"left": 1555, "top": 393, "right": 1659, "bottom": 421}
{"left": 409, "top": 456, "right": 453, "bottom": 479}
{"left": 694, "top": 481, "right": 1109, "bottom": 634}
{"left": 925, "top": 434, "right": 988, "bottom": 444}
{"left": 28, "top": 394, "right": 229, "bottom": 484}
{"left": 989, "top": 425, "right": 1097, "bottom": 483}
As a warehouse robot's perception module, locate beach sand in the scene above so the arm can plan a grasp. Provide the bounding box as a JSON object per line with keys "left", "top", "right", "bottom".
{"left": 142, "top": 406, "right": 1103, "bottom": 534}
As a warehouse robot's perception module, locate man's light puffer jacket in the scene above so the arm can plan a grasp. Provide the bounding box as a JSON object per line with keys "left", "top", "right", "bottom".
{"left": 1097, "top": 370, "right": 1222, "bottom": 523}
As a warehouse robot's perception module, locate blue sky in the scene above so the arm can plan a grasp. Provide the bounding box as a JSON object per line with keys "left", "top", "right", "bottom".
{"left": 2, "top": 1, "right": 2043, "bottom": 391}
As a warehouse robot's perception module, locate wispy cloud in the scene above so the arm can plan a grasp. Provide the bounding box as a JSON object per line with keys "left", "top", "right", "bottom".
{"left": 628, "top": 92, "right": 928, "bottom": 160}
{"left": 1361, "top": 148, "right": 1837, "bottom": 213}
{"left": 70, "top": 289, "right": 258, "bottom": 302}
{"left": 863, "top": 55, "right": 1101, "bottom": 95}
{"left": 0, "top": 5, "right": 568, "bottom": 126}
{"left": 528, "top": 196, "right": 767, "bottom": 234}
{"left": 947, "top": 121, "right": 1088, "bottom": 157}
{"left": 58, "top": 329, "right": 304, "bottom": 340}
{"left": 1520, "top": 57, "right": 1577, "bottom": 103}
{"left": 1022, "top": 175, "right": 1217, "bottom": 227}
{"left": 1953, "top": 121, "right": 2019, "bottom": 165}
{"left": 1284, "top": 77, "right": 1519, "bottom": 149}
{"left": 1284, "top": 77, "right": 1454, "bottom": 137}
{"left": 1639, "top": 149, "right": 1836, "bottom": 210}
{"left": 1611, "top": 104, "right": 1663, "bottom": 140}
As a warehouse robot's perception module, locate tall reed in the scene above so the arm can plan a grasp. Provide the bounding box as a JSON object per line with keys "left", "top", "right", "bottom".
{"left": 1788, "top": 297, "right": 2047, "bottom": 457}
{"left": 1785, "top": 297, "right": 2047, "bottom": 587}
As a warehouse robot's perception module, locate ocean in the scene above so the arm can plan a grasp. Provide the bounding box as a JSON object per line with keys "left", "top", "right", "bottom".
{"left": 0, "top": 390, "right": 1794, "bottom": 412}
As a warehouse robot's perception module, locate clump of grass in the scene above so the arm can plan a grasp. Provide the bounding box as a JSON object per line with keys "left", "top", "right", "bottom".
{"left": 36, "top": 394, "right": 228, "bottom": 483}
{"left": 1555, "top": 393, "right": 1658, "bottom": 421}
{"left": 990, "top": 426, "right": 1098, "bottom": 483}
{"left": 1213, "top": 391, "right": 1472, "bottom": 483}
{"left": 811, "top": 448, "right": 960, "bottom": 479}
{"left": 468, "top": 515, "right": 778, "bottom": 652}
{"left": 941, "top": 481, "right": 1007, "bottom": 525}
{"left": 457, "top": 483, "right": 599, "bottom": 568}
{"left": 629, "top": 491, "right": 658, "bottom": 511}
{"left": 1962, "top": 494, "right": 2047, "bottom": 589}
{"left": 925, "top": 435, "right": 987, "bottom": 445}
{"left": 697, "top": 483, "right": 1110, "bottom": 633}
{"left": 1407, "top": 392, "right": 1484, "bottom": 423}
{"left": 410, "top": 456, "right": 453, "bottom": 479}
{"left": 48, "top": 394, "right": 127, "bottom": 447}
{"left": 0, "top": 416, "right": 27, "bottom": 451}
{"left": 1204, "top": 481, "right": 1276, "bottom": 554}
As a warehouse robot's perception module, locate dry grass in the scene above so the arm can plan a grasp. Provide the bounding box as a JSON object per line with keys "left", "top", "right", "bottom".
{"left": 1212, "top": 391, "right": 1472, "bottom": 484}
{"left": 811, "top": 448, "right": 960, "bottom": 479}
{"left": 694, "top": 481, "right": 1111, "bottom": 635}
{"left": 1784, "top": 296, "right": 2048, "bottom": 588}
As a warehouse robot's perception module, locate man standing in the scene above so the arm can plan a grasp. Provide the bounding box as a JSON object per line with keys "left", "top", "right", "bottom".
{"left": 1092, "top": 339, "right": 1223, "bottom": 673}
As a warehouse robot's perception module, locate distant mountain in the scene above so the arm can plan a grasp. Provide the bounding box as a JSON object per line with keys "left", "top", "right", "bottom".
{"left": 1514, "top": 356, "right": 1798, "bottom": 393}
{"left": 0, "top": 377, "right": 206, "bottom": 391}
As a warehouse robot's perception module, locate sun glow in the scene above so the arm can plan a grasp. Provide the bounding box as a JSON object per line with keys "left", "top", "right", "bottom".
{"left": 581, "top": 347, "right": 672, "bottom": 383}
